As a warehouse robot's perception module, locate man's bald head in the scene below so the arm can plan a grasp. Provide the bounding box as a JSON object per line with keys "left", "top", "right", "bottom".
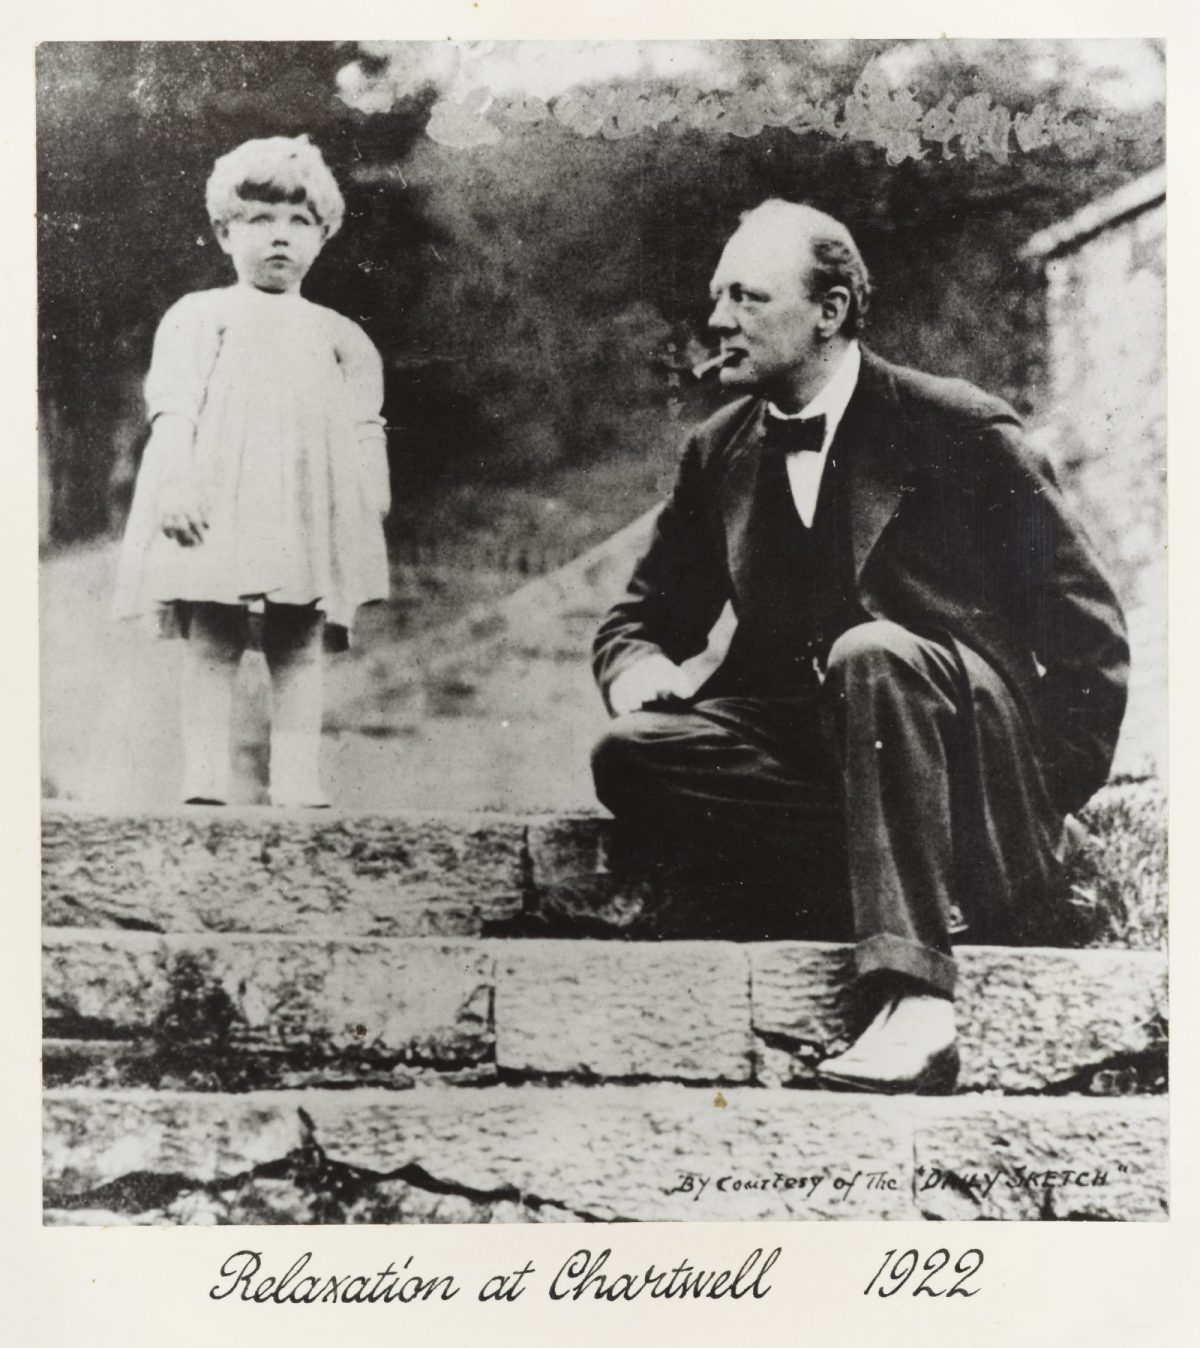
{"left": 735, "top": 200, "right": 871, "bottom": 338}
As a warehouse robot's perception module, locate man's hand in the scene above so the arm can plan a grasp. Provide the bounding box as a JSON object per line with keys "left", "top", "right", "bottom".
{"left": 609, "top": 654, "right": 693, "bottom": 716}
{"left": 160, "top": 478, "right": 208, "bottom": 546}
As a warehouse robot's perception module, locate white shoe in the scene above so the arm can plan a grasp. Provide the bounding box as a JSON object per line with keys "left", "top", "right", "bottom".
{"left": 817, "top": 994, "right": 959, "bottom": 1094}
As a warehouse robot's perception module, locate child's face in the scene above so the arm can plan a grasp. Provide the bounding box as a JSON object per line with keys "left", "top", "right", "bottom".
{"left": 216, "top": 199, "right": 326, "bottom": 294}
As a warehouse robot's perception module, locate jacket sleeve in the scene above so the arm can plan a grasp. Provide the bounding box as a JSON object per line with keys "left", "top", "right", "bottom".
{"left": 592, "top": 435, "right": 728, "bottom": 710}
{"left": 984, "top": 421, "right": 1130, "bottom": 814}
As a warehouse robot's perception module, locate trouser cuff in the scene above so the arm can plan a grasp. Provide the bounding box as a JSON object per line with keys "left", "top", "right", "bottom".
{"left": 855, "top": 933, "right": 957, "bottom": 998}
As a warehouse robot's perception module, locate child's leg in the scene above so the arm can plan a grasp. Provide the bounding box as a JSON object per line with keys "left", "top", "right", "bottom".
{"left": 180, "top": 603, "right": 248, "bottom": 803}
{"left": 263, "top": 603, "right": 327, "bottom": 806}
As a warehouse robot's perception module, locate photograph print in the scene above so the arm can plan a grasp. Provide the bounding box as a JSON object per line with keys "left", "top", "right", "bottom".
{"left": 39, "top": 38, "right": 1167, "bottom": 1225}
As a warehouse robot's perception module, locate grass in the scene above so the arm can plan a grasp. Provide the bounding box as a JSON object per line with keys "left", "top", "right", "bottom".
{"left": 1067, "top": 780, "right": 1167, "bottom": 950}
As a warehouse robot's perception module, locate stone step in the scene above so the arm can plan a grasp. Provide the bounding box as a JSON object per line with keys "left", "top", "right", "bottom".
{"left": 43, "top": 932, "right": 1166, "bottom": 1095}
{"left": 42, "top": 1086, "right": 1167, "bottom": 1224}
{"left": 42, "top": 805, "right": 528, "bottom": 938}
{"left": 42, "top": 782, "right": 1165, "bottom": 947}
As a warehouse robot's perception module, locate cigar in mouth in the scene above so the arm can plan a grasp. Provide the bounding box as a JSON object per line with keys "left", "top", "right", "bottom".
{"left": 693, "top": 351, "right": 736, "bottom": 380}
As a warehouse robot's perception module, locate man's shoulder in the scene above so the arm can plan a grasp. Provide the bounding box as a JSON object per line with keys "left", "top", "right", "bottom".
{"left": 865, "top": 351, "right": 1060, "bottom": 486}
{"left": 688, "top": 396, "right": 762, "bottom": 460}
{"left": 866, "top": 349, "right": 1022, "bottom": 431}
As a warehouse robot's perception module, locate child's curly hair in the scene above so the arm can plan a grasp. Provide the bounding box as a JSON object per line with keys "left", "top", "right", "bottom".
{"left": 205, "top": 135, "right": 345, "bottom": 238}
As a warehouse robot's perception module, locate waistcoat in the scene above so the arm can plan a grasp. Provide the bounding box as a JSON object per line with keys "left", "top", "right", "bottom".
{"left": 730, "top": 438, "right": 868, "bottom": 695}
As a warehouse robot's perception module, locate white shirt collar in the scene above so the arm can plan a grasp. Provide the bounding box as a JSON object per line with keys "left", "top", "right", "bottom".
{"left": 766, "top": 340, "right": 861, "bottom": 441}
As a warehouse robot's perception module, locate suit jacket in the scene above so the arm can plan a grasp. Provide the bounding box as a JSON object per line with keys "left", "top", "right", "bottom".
{"left": 593, "top": 348, "right": 1130, "bottom": 816}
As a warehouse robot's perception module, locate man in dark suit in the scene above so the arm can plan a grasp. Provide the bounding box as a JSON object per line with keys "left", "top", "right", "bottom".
{"left": 591, "top": 200, "right": 1128, "bottom": 1093}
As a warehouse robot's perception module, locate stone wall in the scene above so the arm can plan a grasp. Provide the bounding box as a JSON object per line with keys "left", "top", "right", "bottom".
{"left": 1029, "top": 179, "right": 1166, "bottom": 777}
{"left": 1041, "top": 201, "right": 1165, "bottom": 605}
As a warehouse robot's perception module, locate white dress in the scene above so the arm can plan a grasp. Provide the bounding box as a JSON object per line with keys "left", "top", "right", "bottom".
{"left": 112, "top": 285, "right": 390, "bottom": 638}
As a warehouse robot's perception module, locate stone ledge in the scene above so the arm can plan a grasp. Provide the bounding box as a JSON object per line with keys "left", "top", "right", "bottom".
{"left": 42, "top": 782, "right": 1164, "bottom": 948}
{"left": 43, "top": 931, "right": 495, "bottom": 1089}
{"left": 42, "top": 1087, "right": 1167, "bottom": 1223}
{"left": 912, "top": 1098, "right": 1168, "bottom": 1220}
{"left": 42, "top": 805, "right": 527, "bottom": 937}
{"left": 752, "top": 943, "right": 1166, "bottom": 1093}
{"left": 43, "top": 933, "right": 1166, "bottom": 1095}
{"left": 495, "top": 941, "right": 754, "bottom": 1082}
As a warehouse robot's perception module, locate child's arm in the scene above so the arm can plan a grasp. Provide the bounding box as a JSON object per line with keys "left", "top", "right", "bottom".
{"left": 338, "top": 320, "right": 391, "bottom": 521}
{"left": 145, "top": 413, "right": 207, "bottom": 546}
{"left": 144, "top": 293, "right": 219, "bottom": 545}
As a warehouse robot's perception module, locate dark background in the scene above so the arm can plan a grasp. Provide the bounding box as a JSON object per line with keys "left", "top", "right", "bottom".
{"left": 37, "top": 40, "right": 1163, "bottom": 565}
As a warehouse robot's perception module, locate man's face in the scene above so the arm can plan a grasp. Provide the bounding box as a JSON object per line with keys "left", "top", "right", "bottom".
{"left": 707, "top": 220, "right": 824, "bottom": 398}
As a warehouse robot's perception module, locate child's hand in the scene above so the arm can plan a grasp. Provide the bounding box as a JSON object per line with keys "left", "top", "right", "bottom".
{"left": 160, "top": 481, "right": 208, "bottom": 546}
{"left": 143, "top": 414, "right": 206, "bottom": 545}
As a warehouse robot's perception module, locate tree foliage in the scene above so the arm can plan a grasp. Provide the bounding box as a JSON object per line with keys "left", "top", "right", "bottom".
{"left": 38, "top": 40, "right": 1163, "bottom": 543}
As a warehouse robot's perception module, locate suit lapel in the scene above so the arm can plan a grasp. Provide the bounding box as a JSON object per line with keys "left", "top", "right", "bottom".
{"left": 712, "top": 350, "right": 912, "bottom": 586}
{"left": 714, "top": 398, "right": 771, "bottom": 577}
{"left": 841, "top": 349, "right": 912, "bottom": 582}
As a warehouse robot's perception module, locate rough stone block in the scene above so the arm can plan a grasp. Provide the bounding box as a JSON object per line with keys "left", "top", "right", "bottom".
{"left": 952, "top": 946, "right": 1166, "bottom": 1092}
{"left": 42, "top": 1086, "right": 917, "bottom": 1222}
{"left": 43, "top": 783, "right": 1164, "bottom": 949}
{"left": 912, "top": 1097, "right": 1167, "bottom": 1220}
{"left": 751, "top": 944, "right": 1167, "bottom": 1093}
{"left": 495, "top": 941, "right": 753, "bottom": 1082}
{"left": 42, "top": 932, "right": 494, "bottom": 1087}
{"left": 41, "top": 931, "right": 1166, "bottom": 1093}
{"left": 44, "top": 1089, "right": 299, "bottom": 1198}
{"left": 42, "top": 1088, "right": 1167, "bottom": 1224}
{"left": 42, "top": 805, "right": 526, "bottom": 936}
{"left": 750, "top": 942, "right": 855, "bottom": 1087}
{"left": 522, "top": 816, "right": 644, "bottom": 932}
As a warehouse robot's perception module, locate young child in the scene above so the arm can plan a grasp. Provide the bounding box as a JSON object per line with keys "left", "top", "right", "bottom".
{"left": 112, "top": 136, "right": 390, "bottom": 807}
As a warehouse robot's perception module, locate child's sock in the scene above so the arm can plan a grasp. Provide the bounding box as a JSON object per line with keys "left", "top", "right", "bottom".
{"left": 180, "top": 604, "right": 244, "bottom": 804}
{"left": 181, "top": 727, "right": 232, "bottom": 804}
{"left": 264, "top": 604, "right": 328, "bottom": 807}
{"left": 268, "top": 731, "right": 328, "bottom": 808}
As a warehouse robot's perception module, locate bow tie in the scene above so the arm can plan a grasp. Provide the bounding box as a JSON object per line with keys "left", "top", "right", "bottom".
{"left": 761, "top": 412, "right": 826, "bottom": 455}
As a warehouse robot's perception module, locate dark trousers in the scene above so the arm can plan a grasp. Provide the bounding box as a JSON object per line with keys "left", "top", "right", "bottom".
{"left": 591, "top": 620, "right": 1065, "bottom": 997}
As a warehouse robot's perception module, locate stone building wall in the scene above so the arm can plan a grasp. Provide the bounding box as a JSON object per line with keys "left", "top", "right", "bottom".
{"left": 1025, "top": 170, "right": 1166, "bottom": 777}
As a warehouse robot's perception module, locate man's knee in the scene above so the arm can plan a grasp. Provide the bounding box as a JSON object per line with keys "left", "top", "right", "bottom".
{"left": 827, "top": 620, "right": 925, "bottom": 677}
{"left": 591, "top": 715, "right": 659, "bottom": 812}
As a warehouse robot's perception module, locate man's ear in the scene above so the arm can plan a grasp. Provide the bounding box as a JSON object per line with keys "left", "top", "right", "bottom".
{"left": 818, "top": 286, "right": 852, "bottom": 339}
